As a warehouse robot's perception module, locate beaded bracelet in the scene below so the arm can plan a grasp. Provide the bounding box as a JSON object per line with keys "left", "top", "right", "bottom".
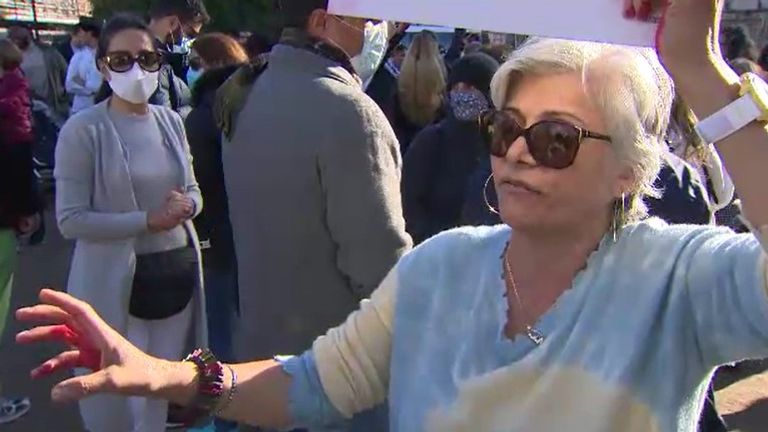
{"left": 179, "top": 348, "right": 225, "bottom": 426}
{"left": 215, "top": 363, "right": 238, "bottom": 415}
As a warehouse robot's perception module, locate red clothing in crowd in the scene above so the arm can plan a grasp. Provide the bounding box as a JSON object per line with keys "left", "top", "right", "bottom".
{"left": 0, "top": 67, "right": 33, "bottom": 144}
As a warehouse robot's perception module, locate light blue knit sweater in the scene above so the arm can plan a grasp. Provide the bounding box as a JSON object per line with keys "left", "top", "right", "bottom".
{"left": 283, "top": 219, "right": 768, "bottom": 432}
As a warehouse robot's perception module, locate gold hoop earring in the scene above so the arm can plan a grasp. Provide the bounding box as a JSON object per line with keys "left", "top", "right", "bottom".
{"left": 483, "top": 174, "right": 500, "bottom": 215}
{"left": 612, "top": 193, "right": 626, "bottom": 242}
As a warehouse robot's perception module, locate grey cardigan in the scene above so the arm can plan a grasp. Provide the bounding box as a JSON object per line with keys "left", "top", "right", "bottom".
{"left": 54, "top": 101, "right": 207, "bottom": 346}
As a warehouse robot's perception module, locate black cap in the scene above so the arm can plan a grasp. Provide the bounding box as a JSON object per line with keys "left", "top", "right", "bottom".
{"left": 279, "top": 0, "right": 329, "bottom": 28}
{"left": 448, "top": 53, "right": 500, "bottom": 97}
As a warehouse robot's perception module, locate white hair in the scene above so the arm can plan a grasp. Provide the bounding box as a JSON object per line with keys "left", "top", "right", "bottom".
{"left": 490, "top": 38, "right": 674, "bottom": 224}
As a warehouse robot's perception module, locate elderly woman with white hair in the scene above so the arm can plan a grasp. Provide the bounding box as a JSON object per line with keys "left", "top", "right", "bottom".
{"left": 15, "top": 1, "right": 768, "bottom": 431}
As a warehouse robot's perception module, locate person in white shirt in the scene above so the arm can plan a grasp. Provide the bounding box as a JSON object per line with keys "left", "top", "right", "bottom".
{"left": 65, "top": 22, "right": 102, "bottom": 114}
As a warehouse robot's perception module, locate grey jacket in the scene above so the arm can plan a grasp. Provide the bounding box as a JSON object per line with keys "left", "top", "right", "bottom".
{"left": 38, "top": 43, "right": 70, "bottom": 118}
{"left": 225, "top": 44, "right": 412, "bottom": 361}
{"left": 54, "top": 100, "right": 207, "bottom": 349}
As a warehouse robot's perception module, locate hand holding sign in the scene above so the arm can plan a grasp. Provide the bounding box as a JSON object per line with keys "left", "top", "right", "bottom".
{"left": 329, "top": 0, "right": 659, "bottom": 46}
{"left": 622, "top": 0, "right": 727, "bottom": 75}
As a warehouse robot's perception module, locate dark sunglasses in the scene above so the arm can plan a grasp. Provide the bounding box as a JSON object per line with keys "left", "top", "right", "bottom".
{"left": 480, "top": 110, "right": 612, "bottom": 169}
{"left": 103, "top": 50, "right": 163, "bottom": 73}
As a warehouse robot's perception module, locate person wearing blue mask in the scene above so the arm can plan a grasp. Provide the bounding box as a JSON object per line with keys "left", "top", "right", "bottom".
{"left": 145, "top": 0, "right": 211, "bottom": 118}
{"left": 402, "top": 53, "right": 500, "bottom": 244}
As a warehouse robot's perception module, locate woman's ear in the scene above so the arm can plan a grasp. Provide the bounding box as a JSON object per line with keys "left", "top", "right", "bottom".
{"left": 614, "top": 165, "right": 636, "bottom": 198}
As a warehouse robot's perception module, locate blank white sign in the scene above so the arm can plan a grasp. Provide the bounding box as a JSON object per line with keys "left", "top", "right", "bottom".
{"left": 328, "top": 0, "right": 658, "bottom": 47}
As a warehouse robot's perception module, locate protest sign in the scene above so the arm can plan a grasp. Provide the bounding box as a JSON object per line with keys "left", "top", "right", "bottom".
{"left": 328, "top": 0, "right": 658, "bottom": 47}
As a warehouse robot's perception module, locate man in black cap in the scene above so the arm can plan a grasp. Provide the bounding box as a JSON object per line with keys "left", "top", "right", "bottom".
{"left": 223, "top": 1, "right": 409, "bottom": 429}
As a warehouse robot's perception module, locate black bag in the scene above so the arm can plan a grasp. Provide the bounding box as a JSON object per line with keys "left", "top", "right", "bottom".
{"left": 129, "top": 246, "right": 198, "bottom": 320}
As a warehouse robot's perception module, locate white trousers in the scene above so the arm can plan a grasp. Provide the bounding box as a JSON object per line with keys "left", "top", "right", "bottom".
{"left": 79, "top": 302, "right": 193, "bottom": 432}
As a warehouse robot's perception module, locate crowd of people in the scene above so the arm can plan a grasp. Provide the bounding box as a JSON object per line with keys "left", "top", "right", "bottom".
{"left": 1, "top": 0, "right": 768, "bottom": 431}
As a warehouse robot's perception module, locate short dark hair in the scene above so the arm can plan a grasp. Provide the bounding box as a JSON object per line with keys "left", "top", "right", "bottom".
{"left": 96, "top": 14, "right": 152, "bottom": 61}
{"left": 278, "top": 0, "right": 329, "bottom": 29}
{"left": 149, "top": 0, "right": 210, "bottom": 25}
{"left": 77, "top": 18, "right": 102, "bottom": 39}
{"left": 244, "top": 33, "right": 275, "bottom": 59}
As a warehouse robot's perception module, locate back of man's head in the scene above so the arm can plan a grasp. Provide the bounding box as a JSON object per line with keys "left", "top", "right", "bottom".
{"left": 7, "top": 26, "right": 33, "bottom": 50}
{"left": 150, "top": 0, "right": 210, "bottom": 25}
{"left": 79, "top": 18, "right": 102, "bottom": 39}
{"left": 279, "top": 0, "right": 329, "bottom": 29}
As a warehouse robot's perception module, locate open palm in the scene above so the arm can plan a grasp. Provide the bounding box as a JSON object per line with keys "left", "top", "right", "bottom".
{"left": 16, "top": 289, "right": 163, "bottom": 403}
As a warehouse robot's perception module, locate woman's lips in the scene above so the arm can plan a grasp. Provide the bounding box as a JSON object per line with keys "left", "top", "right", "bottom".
{"left": 498, "top": 178, "right": 542, "bottom": 195}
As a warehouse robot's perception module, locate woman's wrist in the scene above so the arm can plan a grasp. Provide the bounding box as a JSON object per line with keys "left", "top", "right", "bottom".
{"left": 154, "top": 360, "right": 199, "bottom": 406}
{"left": 670, "top": 59, "right": 740, "bottom": 121}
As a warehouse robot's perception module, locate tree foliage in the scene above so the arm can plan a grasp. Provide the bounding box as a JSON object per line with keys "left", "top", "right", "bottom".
{"left": 89, "top": 0, "right": 279, "bottom": 35}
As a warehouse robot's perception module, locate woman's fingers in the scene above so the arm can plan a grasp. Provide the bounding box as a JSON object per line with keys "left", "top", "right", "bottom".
{"left": 623, "top": 0, "right": 637, "bottom": 18}
{"left": 38, "top": 289, "right": 92, "bottom": 320}
{"left": 16, "top": 304, "right": 72, "bottom": 325}
{"left": 37, "top": 289, "right": 112, "bottom": 339}
{"left": 51, "top": 365, "right": 148, "bottom": 403}
{"left": 51, "top": 368, "right": 116, "bottom": 404}
{"left": 17, "top": 325, "right": 79, "bottom": 346}
{"left": 626, "top": 0, "right": 667, "bottom": 20}
{"left": 31, "top": 350, "right": 84, "bottom": 379}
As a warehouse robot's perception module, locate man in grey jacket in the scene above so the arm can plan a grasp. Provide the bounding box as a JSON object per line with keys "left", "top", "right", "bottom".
{"left": 225, "top": 0, "right": 410, "bottom": 382}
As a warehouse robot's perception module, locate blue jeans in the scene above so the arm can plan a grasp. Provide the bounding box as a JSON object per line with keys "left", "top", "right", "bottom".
{"left": 203, "top": 261, "right": 240, "bottom": 432}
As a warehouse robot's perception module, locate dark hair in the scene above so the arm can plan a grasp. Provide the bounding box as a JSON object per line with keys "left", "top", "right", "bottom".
{"left": 758, "top": 44, "right": 768, "bottom": 72}
{"left": 448, "top": 52, "right": 500, "bottom": 97}
{"left": 7, "top": 25, "right": 33, "bottom": 42}
{"left": 721, "top": 25, "right": 758, "bottom": 62}
{"left": 79, "top": 20, "right": 102, "bottom": 39}
{"left": 191, "top": 33, "right": 248, "bottom": 68}
{"left": 278, "top": 0, "right": 329, "bottom": 29}
{"left": 243, "top": 33, "right": 275, "bottom": 59}
{"left": 94, "top": 14, "right": 155, "bottom": 103}
{"left": 0, "top": 38, "right": 23, "bottom": 70}
{"left": 150, "top": 0, "right": 211, "bottom": 25}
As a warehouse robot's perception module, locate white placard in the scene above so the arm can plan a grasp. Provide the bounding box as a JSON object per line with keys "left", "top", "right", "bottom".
{"left": 329, "top": 0, "right": 658, "bottom": 47}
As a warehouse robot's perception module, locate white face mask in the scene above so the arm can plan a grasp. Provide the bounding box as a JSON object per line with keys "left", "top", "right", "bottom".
{"left": 108, "top": 64, "right": 159, "bottom": 104}
{"left": 351, "top": 21, "right": 389, "bottom": 89}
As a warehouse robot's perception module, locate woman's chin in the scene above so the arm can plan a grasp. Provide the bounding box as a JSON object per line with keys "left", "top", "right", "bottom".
{"left": 499, "top": 209, "right": 549, "bottom": 232}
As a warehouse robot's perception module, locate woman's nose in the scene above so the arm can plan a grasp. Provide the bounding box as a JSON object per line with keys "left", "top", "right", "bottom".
{"left": 505, "top": 135, "right": 537, "bottom": 166}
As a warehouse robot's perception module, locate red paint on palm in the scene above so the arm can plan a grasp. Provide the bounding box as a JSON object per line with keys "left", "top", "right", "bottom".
{"left": 49, "top": 325, "right": 102, "bottom": 371}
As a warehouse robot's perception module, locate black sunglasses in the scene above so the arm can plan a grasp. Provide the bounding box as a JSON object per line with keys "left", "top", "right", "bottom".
{"left": 480, "top": 110, "right": 612, "bottom": 169}
{"left": 103, "top": 50, "right": 163, "bottom": 73}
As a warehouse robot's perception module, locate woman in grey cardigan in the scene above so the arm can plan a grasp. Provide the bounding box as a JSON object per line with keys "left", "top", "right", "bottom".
{"left": 53, "top": 15, "right": 206, "bottom": 432}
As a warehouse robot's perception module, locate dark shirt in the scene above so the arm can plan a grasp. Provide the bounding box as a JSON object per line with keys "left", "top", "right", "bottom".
{"left": 185, "top": 65, "right": 240, "bottom": 269}
{"left": 150, "top": 38, "right": 192, "bottom": 118}
{"left": 402, "top": 114, "right": 486, "bottom": 244}
{"left": 646, "top": 153, "right": 712, "bottom": 225}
